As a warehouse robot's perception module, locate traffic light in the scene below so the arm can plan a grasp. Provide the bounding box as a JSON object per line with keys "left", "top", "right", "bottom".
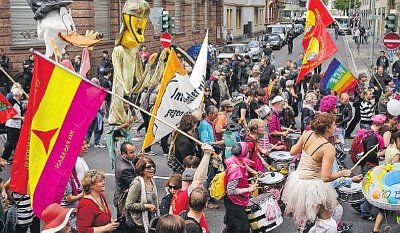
{"left": 161, "top": 13, "right": 171, "bottom": 33}
{"left": 385, "top": 14, "right": 398, "bottom": 33}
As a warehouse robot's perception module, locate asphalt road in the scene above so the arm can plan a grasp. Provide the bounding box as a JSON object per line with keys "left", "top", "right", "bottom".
{"left": 0, "top": 32, "right": 397, "bottom": 232}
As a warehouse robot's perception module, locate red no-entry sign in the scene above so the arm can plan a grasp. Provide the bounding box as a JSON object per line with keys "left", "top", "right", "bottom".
{"left": 383, "top": 33, "right": 400, "bottom": 50}
{"left": 160, "top": 32, "right": 172, "bottom": 48}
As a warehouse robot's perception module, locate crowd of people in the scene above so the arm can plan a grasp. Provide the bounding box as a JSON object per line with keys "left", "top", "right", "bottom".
{"left": 1, "top": 42, "right": 400, "bottom": 233}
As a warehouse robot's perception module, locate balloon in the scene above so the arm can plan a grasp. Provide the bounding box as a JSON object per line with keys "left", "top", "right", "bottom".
{"left": 387, "top": 99, "right": 400, "bottom": 116}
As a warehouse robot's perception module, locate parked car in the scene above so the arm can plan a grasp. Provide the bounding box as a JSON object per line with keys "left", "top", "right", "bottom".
{"left": 294, "top": 24, "right": 304, "bottom": 35}
{"left": 264, "top": 33, "right": 283, "bottom": 50}
{"left": 266, "top": 24, "right": 288, "bottom": 44}
{"left": 217, "top": 44, "right": 253, "bottom": 63}
{"left": 247, "top": 40, "right": 262, "bottom": 61}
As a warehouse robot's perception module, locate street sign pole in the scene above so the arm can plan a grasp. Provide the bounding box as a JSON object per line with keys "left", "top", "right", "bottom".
{"left": 369, "top": 0, "right": 376, "bottom": 74}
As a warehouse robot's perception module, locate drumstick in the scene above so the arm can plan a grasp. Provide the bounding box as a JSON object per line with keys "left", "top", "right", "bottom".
{"left": 350, "top": 144, "right": 379, "bottom": 171}
{"left": 285, "top": 125, "right": 292, "bottom": 133}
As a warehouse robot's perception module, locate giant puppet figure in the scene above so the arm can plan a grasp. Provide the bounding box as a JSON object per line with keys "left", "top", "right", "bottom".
{"left": 26, "top": 0, "right": 101, "bottom": 60}
{"left": 105, "top": 0, "right": 150, "bottom": 169}
{"left": 108, "top": 0, "right": 150, "bottom": 125}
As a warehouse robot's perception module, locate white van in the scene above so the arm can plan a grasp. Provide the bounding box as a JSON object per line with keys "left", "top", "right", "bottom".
{"left": 266, "top": 25, "right": 288, "bottom": 44}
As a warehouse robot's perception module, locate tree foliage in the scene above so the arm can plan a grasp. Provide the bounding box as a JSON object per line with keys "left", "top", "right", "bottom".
{"left": 333, "top": 0, "right": 361, "bottom": 11}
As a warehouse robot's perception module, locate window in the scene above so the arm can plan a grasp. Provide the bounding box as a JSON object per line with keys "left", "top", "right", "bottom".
{"left": 236, "top": 8, "right": 242, "bottom": 29}
{"left": 192, "top": 0, "right": 198, "bottom": 31}
{"left": 260, "top": 9, "right": 264, "bottom": 25}
{"left": 174, "top": 0, "right": 183, "bottom": 33}
{"left": 254, "top": 8, "right": 259, "bottom": 26}
{"left": 227, "top": 9, "right": 233, "bottom": 30}
{"left": 10, "top": 0, "right": 42, "bottom": 47}
{"left": 94, "top": 0, "right": 110, "bottom": 39}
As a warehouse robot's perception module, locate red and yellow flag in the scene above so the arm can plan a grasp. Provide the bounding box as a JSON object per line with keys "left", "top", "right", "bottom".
{"left": 0, "top": 93, "right": 17, "bottom": 124}
{"left": 296, "top": 18, "right": 338, "bottom": 85}
{"left": 302, "top": 0, "right": 334, "bottom": 50}
{"left": 10, "top": 53, "right": 106, "bottom": 218}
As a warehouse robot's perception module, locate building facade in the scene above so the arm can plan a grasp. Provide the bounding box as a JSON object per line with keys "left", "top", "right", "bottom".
{"left": 359, "top": 0, "right": 398, "bottom": 42}
{"left": 1, "top": 0, "right": 217, "bottom": 76}
{"left": 281, "top": 0, "right": 306, "bottom": 21}
{"left": 223, "top": 0, "right": 266, "bottom": 41}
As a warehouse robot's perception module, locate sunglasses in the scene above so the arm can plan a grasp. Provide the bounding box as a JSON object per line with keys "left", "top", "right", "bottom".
{"left": 145, "top": 164, "right": 155, "bottom": 170}
{"left": 205, "top": 89, "right": 210, "bottom": 92}
{"left": 168, "top": 185, "right": 179, "bottom": 190}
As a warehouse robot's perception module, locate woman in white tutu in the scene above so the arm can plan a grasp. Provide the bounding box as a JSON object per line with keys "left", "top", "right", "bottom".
{"left": 281, "top": 112, "right": 352, "bottom": 232}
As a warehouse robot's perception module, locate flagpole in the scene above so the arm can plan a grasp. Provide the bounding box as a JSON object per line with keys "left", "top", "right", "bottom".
{"left": 105, "top": 86, "right": 205, "bottom": 147}
{"left": 0, "top": 67, "right": 29, "bottom": 98}
{"left": 33, "top": 51, "right": 207, "bottom": 148}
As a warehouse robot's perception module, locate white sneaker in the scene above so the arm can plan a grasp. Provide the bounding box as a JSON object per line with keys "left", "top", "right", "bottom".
{"left": 94, "top": 144, "right": 106, "bottom": 148}
{"left": 145, "top": 150, "right": 156, "bottom": 156}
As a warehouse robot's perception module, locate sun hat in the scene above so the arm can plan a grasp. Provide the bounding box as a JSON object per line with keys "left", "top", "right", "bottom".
{"left": 42, "top": 203, "right": 75, "bottom": 233}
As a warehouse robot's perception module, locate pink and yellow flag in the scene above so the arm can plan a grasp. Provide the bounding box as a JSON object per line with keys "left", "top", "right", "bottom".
{"left": 10, "top": 52, "right": 106, "bottom": 218}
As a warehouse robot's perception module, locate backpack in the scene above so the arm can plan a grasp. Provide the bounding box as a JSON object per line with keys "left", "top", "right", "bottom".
{"left": 230, "top": 104, "right": 241, "bottom": 124}
{"left": 117, "top": 188, "right": 130, "bottom": 218}
{"left": 350, "top": 130, "right": 373, "bottom": 164}
{"left": 180, "top": 211, "right": 203, "bottom": 233}
{"left": 209, "top": 171, "right": 226, "bottom": 200}
{"left": 244, "top": 136, "right": 256, "bottom": 158}
{"left": 230, "top": 101, "right": 250, "bottom": 124}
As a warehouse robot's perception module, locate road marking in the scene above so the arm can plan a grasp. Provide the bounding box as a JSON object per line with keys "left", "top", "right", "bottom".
{"left": 105, "top": 173, "right": 170, "bottom": 180}
{"left": 343, "top": 35, "right": 359, "bottom": 74}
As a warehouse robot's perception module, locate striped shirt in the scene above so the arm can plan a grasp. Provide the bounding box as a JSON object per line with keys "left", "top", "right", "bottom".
{"left": 12, "top": 193, "right": 34, "bottom": 227}
{"left": 226, "top": 179, "right": 240, "bottom": 195}
{"left": 258, "top": 127, "right": 272, "bottom": 150}
{"left": 360, "top": 100, "right": 374, "bottom": 124}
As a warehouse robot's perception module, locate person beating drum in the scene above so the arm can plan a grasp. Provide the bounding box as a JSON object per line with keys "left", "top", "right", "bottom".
{"left": 269, "top": 96, "right": 296, "bottom": 145}
{"left": 257, "top": 105, "right": 286, "bottom": 152}
{"left": 223, "top": 142, "right": 258, "bottom": 233}
{"left": 281, "top": 113, "right": 352, "bottom": 232}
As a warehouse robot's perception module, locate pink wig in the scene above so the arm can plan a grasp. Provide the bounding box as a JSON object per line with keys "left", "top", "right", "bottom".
{"left": 319, "top": 95, "right": 338, "bottom": 113}
{"left": 371, "top": 114, "right": 386, "bottom": 125}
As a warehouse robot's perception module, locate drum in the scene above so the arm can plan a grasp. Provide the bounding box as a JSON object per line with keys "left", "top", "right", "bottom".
{"left": 258, "top": 172, "right": 285, "bottom": 198}
{"left": 285, "top": 133, "right": 301, "bottom": 149}
{"left": 245, "top": 193, "right": 283, "bottom": 232}
{"left": 268, "top": 151, "right": 294, "bottom": 174}
{"left": 338, "top": 182, "right": 365, "bottom": 204}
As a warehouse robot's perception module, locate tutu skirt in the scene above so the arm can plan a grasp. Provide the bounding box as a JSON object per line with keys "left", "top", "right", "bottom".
{"left": 281, "top": 170, "right": 338, "bottom": 227}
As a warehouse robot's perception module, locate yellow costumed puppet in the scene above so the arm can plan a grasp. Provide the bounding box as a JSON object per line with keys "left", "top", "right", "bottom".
{"left": 105, "top": 0, "right": 150, "bottom": 168}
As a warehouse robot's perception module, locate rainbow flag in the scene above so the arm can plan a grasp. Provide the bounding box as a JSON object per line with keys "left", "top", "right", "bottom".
{"left": 9, "top": 52, "right": 106, "bottom": 218}
{"left": 321, "top": 58, "right": 359, "bottom": 95}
